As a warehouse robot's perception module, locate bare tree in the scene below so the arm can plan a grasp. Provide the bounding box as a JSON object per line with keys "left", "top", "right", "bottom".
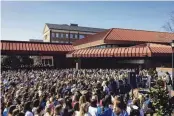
{"left": 163, "top": 11, "right": 174, "bottom": 33}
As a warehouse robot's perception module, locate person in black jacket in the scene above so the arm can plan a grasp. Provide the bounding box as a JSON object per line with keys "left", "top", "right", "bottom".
{"left": 108, "top": 78, "right": 118, "bottom": 96}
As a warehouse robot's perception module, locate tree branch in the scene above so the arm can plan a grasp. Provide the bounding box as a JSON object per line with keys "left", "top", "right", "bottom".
{"left": 163, "top": 11, "right": 174, "bottom": 33}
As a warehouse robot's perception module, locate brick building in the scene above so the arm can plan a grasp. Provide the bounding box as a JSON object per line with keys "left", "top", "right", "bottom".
{"left": 43, "top": 23, "right": 106, "bottom": 43}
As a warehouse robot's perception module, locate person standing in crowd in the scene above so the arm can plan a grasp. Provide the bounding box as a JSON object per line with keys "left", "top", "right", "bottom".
{"left": 112, "top": 97, "right": 128, "bottom": 116}
{"left": 79, "top": 95, "right": 87, "bottom": 108}
{"left": 8, "top": 105, "right": 16, "bottom": 116}
{"left": 165, "top": 72, "right": 172, "bottom": 97}
{"left": 32, "top": 99, "right": 40, "bottom": 113}
{"left": 2, "top": 101, "right": 12, "bottom": 116}
{"left": 126, "top": 98, "right": 144, "bottom": 116}
{"left": 88, "top": 96, "right": 98, "bottom": 116}
{"left": 102, "top": 81, "right": 110, "bottom": 95}
{"left": 53, "top": 105, "right": 62, "bottom": 116}
{"left": 12, "top": 109, "right": 20, "bottom": 116}
{"left": 24, "top": 102, "right": 33, "bottom": 116}
{"left": 76, "top": 102, "right": 91, "bottom": 116}
{"left": 146, "top": 73, "right": 151, "bottom": 89}
{"left": 97, "top": 98, "right": 113, "bottom": 116}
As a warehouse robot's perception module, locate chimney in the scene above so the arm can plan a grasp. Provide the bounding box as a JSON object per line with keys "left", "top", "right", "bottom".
{"left": 70, "top": 23, "right": 78, "bottom": 26}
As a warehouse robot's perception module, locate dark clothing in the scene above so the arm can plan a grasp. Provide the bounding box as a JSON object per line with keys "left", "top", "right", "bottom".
{"left": 108, "top": 81, "right": 118, "bottom": 95}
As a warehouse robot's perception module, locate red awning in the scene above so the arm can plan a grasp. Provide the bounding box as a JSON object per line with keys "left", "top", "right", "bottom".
{"left": 66, "top": 43, "right": 173, "bottom": 58}
{"left": 66, "top": 46, "right": 151, "bottom": 58}
{"left": 1, "top": 41, "right": 74, "bottom": 54}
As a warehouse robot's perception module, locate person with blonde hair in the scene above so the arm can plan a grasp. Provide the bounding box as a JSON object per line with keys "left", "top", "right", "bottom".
{"left": 138, "top": 94, "right": 145, "bottom": 108}
{"left": 44, "top": 106, "right": 52, "bottom": 116}
{"left": 76, "top": 102, "right": 91, "bottom": 116}
{"left": 79, "top": 95, "right": 86, "bottom": 108}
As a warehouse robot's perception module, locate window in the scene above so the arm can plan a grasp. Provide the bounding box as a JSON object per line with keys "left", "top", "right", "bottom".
{"left": 51, "top": 33, "right": 55, "bottom": 38}
{"left": 79, "top": 34, "right": 85, "bottom": 39}
{"left": 42, "top": 59, "right": 44, "bottom": 64}
{"left": 100, "top": 45, "right": 105, "bottom": 49}
{"left": 66, "top": 33, "right": 69, "bottom": 38}
{"left": 48, "top": 59, "right": 52, "bottom": 65}
{"left": 70, "top": 34, "right": 74, "bottom": 39}
{"left": 60, "top": 33, "right": 64, "bottom": 38}
{"left": 75, "top": 34, "right": 78, "bottom": 39}
{"left": 45, "top": 59, "right": 49, "bottom": 65}
{"left": 112, "top": 45, "right": 118, "bottom": 47}
{"left": 107, "top": 45, "right": 111, "bottom": 48}
{"left": 56, "top": 33, "right": 59, "bottom": 38}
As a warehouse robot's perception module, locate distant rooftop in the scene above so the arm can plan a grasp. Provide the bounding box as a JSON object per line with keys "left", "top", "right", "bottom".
{"left": 45, "top": 23, "right": 107, "bottom": 33}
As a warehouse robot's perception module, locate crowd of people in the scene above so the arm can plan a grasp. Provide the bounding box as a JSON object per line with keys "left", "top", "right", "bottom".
{"left": 1, "top": 68, "right": 173, "bottom": 116}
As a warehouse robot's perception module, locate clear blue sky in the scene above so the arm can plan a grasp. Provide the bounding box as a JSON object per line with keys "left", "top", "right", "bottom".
{"left": 1, "top": 1, "right": 174, "bottom": 41}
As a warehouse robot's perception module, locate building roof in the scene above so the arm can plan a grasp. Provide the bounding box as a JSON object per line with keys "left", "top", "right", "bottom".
{"left": 73, "top": 29, "right": 111, "bottom": 46}
{"left": 105, "top": 28, "right": 174, "bottom": 43}
{"left": 67, "top": 43, "right": 173, "bottom": 58}
{"left": 46, "top": 23, "right": 107, "bottom": 33}
{"left": 139, "top": 43, "right": 172, "bottom": 56}
{"left": 1, "top": 40, "right": 74, "bottom": 54}
{"left": 73, "top": 28, "right": 174, "bottom": 46}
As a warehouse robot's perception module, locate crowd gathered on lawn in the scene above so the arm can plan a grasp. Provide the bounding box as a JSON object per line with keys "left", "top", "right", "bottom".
{"left": 1, "top": 68, "right": 174, "bottom": 116}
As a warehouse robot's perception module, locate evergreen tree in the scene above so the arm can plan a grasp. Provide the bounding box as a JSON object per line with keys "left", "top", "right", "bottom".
{"left": 149, "top": 79, "right": 173, "bottom": 116}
